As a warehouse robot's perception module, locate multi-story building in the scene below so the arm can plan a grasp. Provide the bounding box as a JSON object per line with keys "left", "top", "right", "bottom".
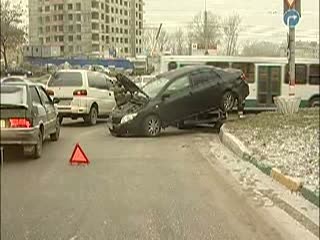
{"left": 28, "top": 0, "right": 143, "bottom": 57}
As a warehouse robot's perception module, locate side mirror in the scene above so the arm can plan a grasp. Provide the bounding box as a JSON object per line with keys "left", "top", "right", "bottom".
{"left": 162, "top": 93, "right": 170, "bottom": 101}
{"left": 52, "top": 98, "right": 60, "bottom": 104}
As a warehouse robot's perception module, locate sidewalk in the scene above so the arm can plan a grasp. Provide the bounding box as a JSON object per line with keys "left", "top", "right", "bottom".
{"left": 220, "top": 109, "right": 319, "bottom": 207}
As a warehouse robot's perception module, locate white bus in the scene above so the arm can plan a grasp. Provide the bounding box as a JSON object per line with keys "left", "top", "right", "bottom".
{"left": 160, "top": 56, "right": 320, "bottom": 110}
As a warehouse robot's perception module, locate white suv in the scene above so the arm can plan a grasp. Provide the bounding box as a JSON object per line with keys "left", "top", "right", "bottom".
{"left": 46, "top": 70, "right": 115, "bottom": 125}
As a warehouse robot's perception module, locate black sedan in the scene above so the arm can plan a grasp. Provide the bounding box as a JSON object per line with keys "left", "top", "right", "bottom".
{"left": 0, "top": 80, "right": 60, "bottom": 158}
{"left": 109, "top": 65, "right": 249, "bottom": 137}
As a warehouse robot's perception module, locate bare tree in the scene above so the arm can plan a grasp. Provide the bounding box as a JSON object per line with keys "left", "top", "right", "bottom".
{"left": 241, "top": 41, "right": 282, "bottom": 57}
{"left": 142, "top": 28, "right": 170, "bottom": 55}
{"left": 190, "top": 11, "right": 221, "bottom": 50}
{"left": 0, "top": 0, "right": 25, "bottom": 69}
{"left": 222, "top": 13, "right": 241, "bottom": 56}
{"left": 171, "top": 28, "right": 185, "bottom": 55}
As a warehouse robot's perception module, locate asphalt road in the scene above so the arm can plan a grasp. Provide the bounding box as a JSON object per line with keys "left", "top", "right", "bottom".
{"left": 0, "top": 120, "right": 305, "bottom": 240}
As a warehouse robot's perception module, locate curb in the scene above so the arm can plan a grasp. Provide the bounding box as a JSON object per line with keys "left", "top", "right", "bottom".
{"left": 219, "top": 125, "right": 319, "bottom": 207}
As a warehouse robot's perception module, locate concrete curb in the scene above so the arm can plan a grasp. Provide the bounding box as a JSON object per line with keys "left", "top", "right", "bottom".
{"left": 219, "top": 125, "right": 319, "bottom": 207}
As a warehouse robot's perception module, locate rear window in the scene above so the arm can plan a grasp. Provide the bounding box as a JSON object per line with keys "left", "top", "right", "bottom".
{"left": 48, "top": 72, "right": 83, "bottom": 87}
{"left": 309, "top": 64, "right": 320, "bottom": 85}
{"left": 0, "top": 85, "right": 27, "bottom": 105}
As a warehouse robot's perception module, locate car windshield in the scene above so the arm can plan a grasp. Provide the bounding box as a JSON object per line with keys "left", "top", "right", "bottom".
{"left": 0, "top": 85, "right": 27, "bottom": 106}
{"left": 142, "top": 77, "right": 170, "bottom": 98}
{"left": 48, "top": 72, "right": 83, "bottom": 87}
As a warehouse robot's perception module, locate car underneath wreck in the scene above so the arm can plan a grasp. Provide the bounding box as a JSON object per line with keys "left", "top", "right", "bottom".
{"left": 108, "top": 65, "right": 249, "bottom": 137}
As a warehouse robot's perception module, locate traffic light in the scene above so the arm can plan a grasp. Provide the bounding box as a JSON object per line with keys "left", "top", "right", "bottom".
{"left": 284, "top": 0, "right": 301, "bottom": 17}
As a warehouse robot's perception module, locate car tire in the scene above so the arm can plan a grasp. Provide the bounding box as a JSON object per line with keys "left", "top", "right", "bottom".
{"left": 24, "top": 130, "right": 43, "bottom": 159}
{"left": 143, "top": 115, "right": 161, "bottom": 137}
{"left": 50, "top": 119, "right": 60, "bottom": 141}
{"left": 58, "top": 116, "right": 63, "bottom": 125}
{"left": 85, "top": 105, "right": 98, "bottom": 126}
{"left": 221, "top": 91, "right": 235, "bottom": 112}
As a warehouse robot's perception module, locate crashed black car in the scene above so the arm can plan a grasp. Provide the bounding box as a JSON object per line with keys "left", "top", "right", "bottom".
{"left": 109, "top": 65, "right": 249, "bottom": 137}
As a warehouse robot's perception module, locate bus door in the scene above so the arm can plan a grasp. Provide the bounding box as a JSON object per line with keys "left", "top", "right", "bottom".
{"left": 257, "top": 65, "right": 282, "bottom": 107}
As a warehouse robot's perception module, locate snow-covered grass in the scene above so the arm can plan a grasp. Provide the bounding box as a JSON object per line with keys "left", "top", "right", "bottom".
{"left": 225, "top": 108, "right": 319, "bottom": 192}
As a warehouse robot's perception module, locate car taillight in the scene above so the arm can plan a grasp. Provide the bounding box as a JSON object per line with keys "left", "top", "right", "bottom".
{"left": 9, "top": 118, "right": 32, "bottom": 128}
{"left": 46, "top": 89, "right": 54, "bottom": 96}
{"left": 73, "top": 89, "right": 87, "bottom": 96}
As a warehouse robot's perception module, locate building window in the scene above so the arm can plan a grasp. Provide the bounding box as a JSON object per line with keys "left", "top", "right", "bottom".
{"left": 106, "top": 35, "right": 109, "bottom": 44}
{"left": 77, "top": 35, "right": 81, "bottom": 41}
{"left": 101, "top": 3, "right": 104, "bottom": 9}
{"left": 120, "top": 28, "right": 123, "bottom": 34}
{"left": 60, "top": 46, "right": 64, "bottom": 53}
{"left": 101, "top": 13, "right": 104, "bottom": 20}
{"left": 111, "top": 37, "right": 114, "bottom": 43}
{"left": 68, "top": 46, "right": 73, "bottom": 53}
{"left": 59, "top": 15, "right": 63, "bottom": 21}
{"left": 45, "top": 26, "right": 50, "bottom": 32}
{"left": 115, "top": 8, "right": 118, "bottom": 14}
{"left": 124, "top": 47, "right": 128, "bottom": 53}
{"left": 116, "top": 37, "right": 119, "bottom": 43}
{"left": 39, "top": 27, "right": 43, "bottom": 34}
{"left": 124, "top": 29, "right": 128, "bottom": 34}
{"left": 68, "top": 25, "right": 74, "bottom": 32}
{"left": 76, "top": 24, "right": 81, "bottom": 32}
{"left": 124, "top": 10, "right": 128, "bottom": 16}
{"left": 68, "top": 14, "right": 73, "bottom": 21}
{"left": 68, "top": 36, "right": 73, "bottom": 42}
{"left": 120, "top": 38, "right": 123, "bottom": 43}
{"left": 45, "top": 6, "right": 50, "bottom": 12}
{"left": 76, "top": 14, "right": 81, "bottom": 21}
{"left": 120, "top": 19, "right": 123, "bottom": 24}
{"left": 111, "top": 27, "right": 114, "bottom": 33}
{"left": 102, "top": 35, "right": 105, "bottom": 41}
{"left": 45, "top": 16, "right": 50, "bottom": 22}
{"left": 46, "top": 37, "right": 50, "bottom": 43}
{"left": 124, "top": 19, "right": 128, "bottom": 25}
{"left": 111, "top": 7, "right": 114, "bottom": 13}
{"left": 68, "top": 4, "right": 72, "bottom": 10}
{"left": 124, "top": 38, "right": 128, "bottom": 43}
{"left": 116, "top": 27, "right": 119, "bottom": 33}
{"left": 106, "top": 26, "right": 109, "bottom": 33}
{"left": 59, "top": 36, "right": 64, "bottom": 42}
{"left": 76, "top": 3, "right": 81, "bottom": 11}
{"left": 58, "top": 4, "right": 63, "bottom": 10}
{"left": 59, "top": 25, "right": 63, "bottom": 32}
{"left": 111, "top": 17, "right": 114, "bottom": 23}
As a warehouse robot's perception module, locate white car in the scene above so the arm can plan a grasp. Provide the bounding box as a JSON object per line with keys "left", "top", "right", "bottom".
{"left": 46, "top": 70, "right": 115, "bottom": 125}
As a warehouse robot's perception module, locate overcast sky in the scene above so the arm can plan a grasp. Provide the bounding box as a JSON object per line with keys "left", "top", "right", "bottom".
{"left": 22, "top": 0, "right": 319, "bottom": 43}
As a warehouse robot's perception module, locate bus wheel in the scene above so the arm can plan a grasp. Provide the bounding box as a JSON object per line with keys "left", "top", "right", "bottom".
{"left": 309, "top": 97, "right": 320, "bottom": 108}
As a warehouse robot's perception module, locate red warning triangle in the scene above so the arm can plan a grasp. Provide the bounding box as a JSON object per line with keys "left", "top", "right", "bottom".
{"left": 69, "top": 143, "right": 90, "bottom": 165}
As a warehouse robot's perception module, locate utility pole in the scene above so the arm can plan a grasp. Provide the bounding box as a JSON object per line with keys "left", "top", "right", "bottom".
{"left": 288, "top": 27, "right": 296, "bottom": 96}
{"left": 204, "top": 0, "right": 208, "bottom": 55}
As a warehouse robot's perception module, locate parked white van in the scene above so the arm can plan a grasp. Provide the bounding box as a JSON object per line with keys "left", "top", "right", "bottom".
{"left": 46, "top": 70, "right": 115, "bottom": 125}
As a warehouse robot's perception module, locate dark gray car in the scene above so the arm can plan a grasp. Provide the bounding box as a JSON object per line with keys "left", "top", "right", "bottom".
{"left": 0, "top": 80, "right": 60, "bottom": 159}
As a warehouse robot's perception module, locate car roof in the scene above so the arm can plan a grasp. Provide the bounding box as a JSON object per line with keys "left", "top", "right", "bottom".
{"left": 160, "top": 65, "right": 214, "bottom": 79}
{"left": 1, "top": 79, "right": 40, "bottom": 87}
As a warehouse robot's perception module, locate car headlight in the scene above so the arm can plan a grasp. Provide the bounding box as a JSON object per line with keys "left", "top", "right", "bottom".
{"left": 121, "top": 113, "right": 138, "bottom": 124}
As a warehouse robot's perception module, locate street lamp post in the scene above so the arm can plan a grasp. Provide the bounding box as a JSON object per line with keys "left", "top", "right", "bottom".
{"left": 204, "top": 0, "right": 208, "bottom": 55}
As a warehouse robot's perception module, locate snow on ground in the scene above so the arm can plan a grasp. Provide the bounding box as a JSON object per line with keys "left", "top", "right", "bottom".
{"left": 225, "top": 109, "right": 319, "bottom": 193}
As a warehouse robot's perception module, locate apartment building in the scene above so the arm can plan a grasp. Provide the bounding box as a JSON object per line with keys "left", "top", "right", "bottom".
{"left": 28, "top": 0, "right": 144, "bottom": 57}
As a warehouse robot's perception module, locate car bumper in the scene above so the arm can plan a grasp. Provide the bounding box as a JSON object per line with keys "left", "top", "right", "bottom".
{"left": 108, "top": 118, "right": 142, "bottom": 136}
{"left": 0, "top": 128, "right": 39, "bottom": 146}
{"left": 57, "top": 105, "right": 89, "bottom": 117}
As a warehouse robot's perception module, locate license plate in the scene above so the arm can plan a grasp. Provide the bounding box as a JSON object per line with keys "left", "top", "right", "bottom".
{"left": 0, "top": 120, "right": 5, "bottom": 128}
{"left": 59, "top": 100, "right": 72, "bottom": 106}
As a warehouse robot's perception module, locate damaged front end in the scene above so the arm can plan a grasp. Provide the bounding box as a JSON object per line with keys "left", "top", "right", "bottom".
{"left": 109, "top": 74, "right": 150, "bottom": 136}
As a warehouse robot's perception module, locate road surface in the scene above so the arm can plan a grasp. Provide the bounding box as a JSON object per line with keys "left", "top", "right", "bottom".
{"left": 0, "top": 120, "right": 314, "bottom": 240}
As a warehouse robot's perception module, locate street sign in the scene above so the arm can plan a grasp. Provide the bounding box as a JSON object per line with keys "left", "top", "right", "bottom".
{"left": 283, "top": 9, "right": 300, "bottom": 28}
{"left": 284, "top": 0, "right": 301, "bottom": 17}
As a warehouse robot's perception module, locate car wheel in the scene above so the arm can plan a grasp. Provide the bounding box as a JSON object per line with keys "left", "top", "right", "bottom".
{"left": 50, "top": 119, "right": 60, "bottom": 141}
{"left": 85, "top": 106, "right": 98, "bottom": 125}
{"left": 221, "top": 91, "right": 235, "bottom": 112}
{"left": 143, "top": 115, "right": 161, "bottom": 137}
{"left": 24, "top": 130, "right": 43, "bottom": 159}
{"left": 58, "top": 116, "right": 63, "bottom": 125}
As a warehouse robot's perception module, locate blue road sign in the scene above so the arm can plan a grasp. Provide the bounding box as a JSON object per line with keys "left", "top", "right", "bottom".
{"left": 283, "top": 9, "right": 300, "bottom": 28}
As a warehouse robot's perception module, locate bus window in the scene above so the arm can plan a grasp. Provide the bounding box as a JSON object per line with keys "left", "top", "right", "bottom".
{"left": 168, "top": 62, "right": 178, "bottom": 71}
{"left": 206, "top": 62, "right": 229, "bottom": 69}
{"left": 285, "top": 64, "right": 307, "bottom": 84}
{"left": 231, "top": 62, "right": 255, "bottom": 83}
{"left": 309, "top": 64, "right": 320, "bottom": 85}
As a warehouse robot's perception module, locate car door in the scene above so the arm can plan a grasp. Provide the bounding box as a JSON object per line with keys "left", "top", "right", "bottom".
{"left": 190, "top": 69, "right": 223, "bottom": 112}
{"left": 158, "top": 74, "right": 193, "bottom": 124}
{"left": 37, "top": 86, "right": 57, "bottom": 135}
{"left": 29, "top": 86, "right": 48, "bottom": 134}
